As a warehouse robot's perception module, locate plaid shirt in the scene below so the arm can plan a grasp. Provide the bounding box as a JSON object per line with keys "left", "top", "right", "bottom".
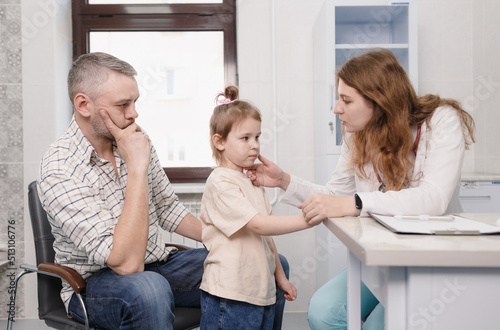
{"left": 38, "top": 117, "right": 188, "bottom": 311}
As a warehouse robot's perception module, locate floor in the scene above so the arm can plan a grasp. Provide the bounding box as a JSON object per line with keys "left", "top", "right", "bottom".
{"left": 0, "top": 312, "right": 309, "bottom": 329}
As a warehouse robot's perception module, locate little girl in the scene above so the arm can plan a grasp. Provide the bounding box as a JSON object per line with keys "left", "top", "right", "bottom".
{"left": 200, "top": 85, "right": 314, "bottom": 329}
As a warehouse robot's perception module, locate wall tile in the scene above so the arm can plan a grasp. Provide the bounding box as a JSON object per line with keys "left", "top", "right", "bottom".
{"left": 483, "top": 0, "right": 500, "bottom": 73}
{"left": 417, "top": 0, "right": 444, "bottom": 83}
{"left": 484, "top": 158, "right": 500, "bottom": 174}
{"left": 0, "top": 164, "right": 25, "bottom": 319}
{"left": 472, "top": 0, "right": 486, "bottom": 77}
{"left": 442, "top": 0, "right": 473, "bottom": 81}
{"left": 0, "top": 5, "right": 22, "bottom": 84}
{"left": 0, "top": 85, "right": 23, "bottom": 157}
{"left": 0, "top": 0, "right": 23, "bottom": 320}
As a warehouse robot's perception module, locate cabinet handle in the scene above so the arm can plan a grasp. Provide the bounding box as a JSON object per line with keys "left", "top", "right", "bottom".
{"left": 330, "top": 84, "right": 334, "bottom": 112}
{"left": 328, "top": 121, "right": 334, "bottom": 134}
{"left": 459, "top": 196, "right": 492, "bottom": 200}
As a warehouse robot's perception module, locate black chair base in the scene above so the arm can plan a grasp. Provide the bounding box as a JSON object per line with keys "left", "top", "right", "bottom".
{"left": 173, "top": 307, "right": 202, "bottom": 330}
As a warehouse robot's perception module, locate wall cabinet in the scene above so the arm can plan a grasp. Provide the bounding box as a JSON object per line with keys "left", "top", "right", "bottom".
{"left": 313, "top": 0, "right": 418, "bottom": 183}
{"left": 460, "top": 181, "right": 500, "bottom": 213}
{"left": 313, "top": 0, "right": 418, "bottom": 288}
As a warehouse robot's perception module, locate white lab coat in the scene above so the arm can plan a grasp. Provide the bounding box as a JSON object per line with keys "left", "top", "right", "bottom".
{"left": 281, "top": 105, "right": 465, "bottom": 216}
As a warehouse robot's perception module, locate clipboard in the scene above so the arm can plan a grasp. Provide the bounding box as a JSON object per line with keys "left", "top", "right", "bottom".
{"left": 369, "top": 212, "right": 500, "bottom": 235}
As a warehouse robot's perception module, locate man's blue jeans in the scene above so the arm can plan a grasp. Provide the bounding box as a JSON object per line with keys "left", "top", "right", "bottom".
{"left": 68, "top": 248, "right": 207, "bottom": 329}
{"left": 68, "top": 250, "right": 289, "bottom": 329}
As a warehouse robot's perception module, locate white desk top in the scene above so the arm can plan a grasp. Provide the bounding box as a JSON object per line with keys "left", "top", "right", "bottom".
{"left": 323, "top": 213, "right": 500, "bottom": 268}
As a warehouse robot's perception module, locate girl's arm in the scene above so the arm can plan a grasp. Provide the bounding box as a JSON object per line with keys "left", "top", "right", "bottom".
{"left": 245, "top": 214, "right": 314, "bottom": 236}
{"left": 273, "top": 239, "right": 297, "bottom": 301}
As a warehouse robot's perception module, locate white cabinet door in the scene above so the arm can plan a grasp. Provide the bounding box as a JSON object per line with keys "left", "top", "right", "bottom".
{"left": 313, "top": 0, "right": 339, "bottom": 157}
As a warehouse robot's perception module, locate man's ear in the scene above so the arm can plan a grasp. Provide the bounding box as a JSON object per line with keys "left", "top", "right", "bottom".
{"left": 212, "top": 134, "right": 225, "bottom": 151}
{"left": 73, "top": 93, "right": 93, "bottom": 118}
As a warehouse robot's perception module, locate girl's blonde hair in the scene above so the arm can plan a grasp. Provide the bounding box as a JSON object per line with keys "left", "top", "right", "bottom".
{"left": 338, "top": 49, "right": 475, "bottom": 191}
{"left": 209, "top": 85, "right": 262, "bottom": 165}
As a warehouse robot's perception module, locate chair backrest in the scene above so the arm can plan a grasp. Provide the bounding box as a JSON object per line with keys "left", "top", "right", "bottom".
{"left": 27, "top": 181, "right": 67, "bottom": 319}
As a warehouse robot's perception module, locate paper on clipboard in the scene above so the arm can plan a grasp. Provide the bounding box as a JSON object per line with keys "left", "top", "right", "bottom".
{"left": 369, "top": 213, "right": 500, "bottom": 235}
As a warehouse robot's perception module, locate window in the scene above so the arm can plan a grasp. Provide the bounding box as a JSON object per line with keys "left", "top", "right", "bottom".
{"left": 89, "top": 1, "right": 222, "bottom": 3}
{"left": 72, "top": 0, "right": 237, "bottom": 182}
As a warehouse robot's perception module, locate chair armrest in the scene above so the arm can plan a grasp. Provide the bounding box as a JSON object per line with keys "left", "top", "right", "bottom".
{"left": 165, "top": 243, "right": 192, "bottom": 251}
{"left": 19, "top": 263, "right": 90, "bottom": 330}
{"left": 22, "top": 263, "right": 86, "bottom": 294}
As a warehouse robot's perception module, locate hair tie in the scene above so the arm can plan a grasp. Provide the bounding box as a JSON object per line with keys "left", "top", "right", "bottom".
{"left": 218, "top": 98, "right": 238, "bottom": 105}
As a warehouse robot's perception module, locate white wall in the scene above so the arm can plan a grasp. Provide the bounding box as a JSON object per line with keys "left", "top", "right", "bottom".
{"left": 14, "top": 0, "right": 500, "bottom": 319}
{"left": 21, "top": 0, "right": 72, "bottom": 318}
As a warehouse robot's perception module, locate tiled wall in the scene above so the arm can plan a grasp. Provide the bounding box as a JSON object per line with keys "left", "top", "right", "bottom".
{"left": 417, "top": 0, "right": 475, "bottom": 172}
{"left": 418, "top": 0, "right": 500, "bottom": 174}
{"left": 0, "top": 0, "right": 24, "bottom": 319}
{"left": 472, "top": 0, "right": 500, "bottom": 173}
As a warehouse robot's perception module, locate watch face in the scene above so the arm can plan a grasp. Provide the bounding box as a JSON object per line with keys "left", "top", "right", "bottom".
{"left": 355, "top": 194, "right": 362, "bottom": 209}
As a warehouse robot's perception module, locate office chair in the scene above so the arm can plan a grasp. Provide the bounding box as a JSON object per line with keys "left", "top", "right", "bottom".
{"left": 7, "top": 181, "right": 201, "bottom": 330}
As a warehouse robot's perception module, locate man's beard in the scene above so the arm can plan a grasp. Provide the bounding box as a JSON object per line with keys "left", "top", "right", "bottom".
{"left": 91, "top": 105, "right": 115, "bottom": 142}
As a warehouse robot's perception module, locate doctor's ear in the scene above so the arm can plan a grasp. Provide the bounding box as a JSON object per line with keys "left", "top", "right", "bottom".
{"left": 212, "top": 134, "right": 225, "bottom": 151}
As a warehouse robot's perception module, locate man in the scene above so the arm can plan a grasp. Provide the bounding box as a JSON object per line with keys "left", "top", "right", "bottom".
{"left": 38, "top": 52, "right": 207, "bottom": 329}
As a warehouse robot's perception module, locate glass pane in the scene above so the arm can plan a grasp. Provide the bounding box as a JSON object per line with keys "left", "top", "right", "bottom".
{"left": 90, "top": 31, "right": 223, "bottom": 168}
{"left": 88, "top": 0, "right": 222, "bottom": 3}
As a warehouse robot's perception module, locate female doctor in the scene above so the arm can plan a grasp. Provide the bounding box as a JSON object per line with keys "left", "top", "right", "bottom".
{"left": 245, "top": 49, "right": 475, "bottom": 329}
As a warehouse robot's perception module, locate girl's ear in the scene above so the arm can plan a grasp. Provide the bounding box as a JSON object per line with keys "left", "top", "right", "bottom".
{"left": 212, "top": 134, "right": 225, "bottom": 151}
{"left": 74, "top": 93, "right": 93, "bottom": 118}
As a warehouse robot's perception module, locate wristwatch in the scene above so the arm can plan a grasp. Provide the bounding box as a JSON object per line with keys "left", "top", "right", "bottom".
{"left": 354, "top": 193, "right": 363, "bottom": 215}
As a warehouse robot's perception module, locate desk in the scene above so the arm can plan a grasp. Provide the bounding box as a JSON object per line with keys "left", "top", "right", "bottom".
{"left": 323, "top": 213, "right": 500, "bottom": 330}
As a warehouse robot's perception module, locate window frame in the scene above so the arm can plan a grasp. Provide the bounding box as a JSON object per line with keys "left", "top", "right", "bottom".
{"left": 72, "top": 0, "right": 237, "bottom": 183}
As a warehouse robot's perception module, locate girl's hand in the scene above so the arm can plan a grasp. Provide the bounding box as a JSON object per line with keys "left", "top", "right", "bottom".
{"left": 277, "top": 277, "right": 297, "bottom": 301}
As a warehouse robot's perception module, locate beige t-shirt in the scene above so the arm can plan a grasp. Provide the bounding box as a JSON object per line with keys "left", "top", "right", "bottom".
{"left": 200, "top": 167, "right": 276, "bottom": 306}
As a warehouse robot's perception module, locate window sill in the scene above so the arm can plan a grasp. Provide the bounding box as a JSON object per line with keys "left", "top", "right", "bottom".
{"left": 172, "top": 183, "right": 205, "bottom": 194}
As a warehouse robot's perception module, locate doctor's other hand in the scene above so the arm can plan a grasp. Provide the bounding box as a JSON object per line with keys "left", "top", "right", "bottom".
{"left": 245, "top": 155, "right": 291, "bottom": 190}
{"left": 299, "top": 194, "right": 356, "bottom": 225}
